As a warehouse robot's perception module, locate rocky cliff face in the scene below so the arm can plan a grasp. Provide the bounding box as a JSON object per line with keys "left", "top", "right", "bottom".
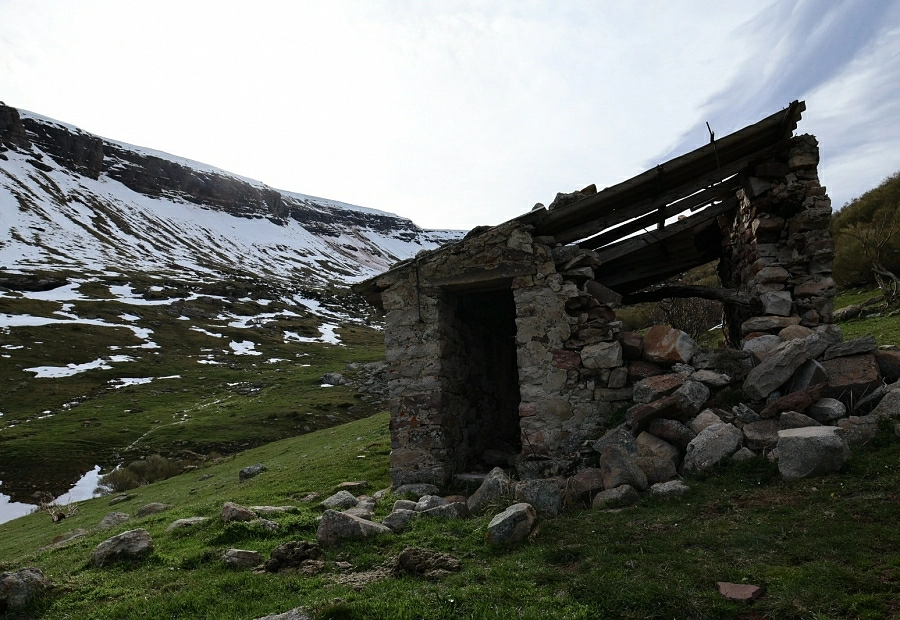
{"left": 0, "top": 102, "right": 460, "bottom": 288}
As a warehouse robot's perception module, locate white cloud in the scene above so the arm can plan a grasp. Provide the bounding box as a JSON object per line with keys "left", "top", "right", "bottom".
{"left": 1, "top": 0, "right": 898, "bottom": 228}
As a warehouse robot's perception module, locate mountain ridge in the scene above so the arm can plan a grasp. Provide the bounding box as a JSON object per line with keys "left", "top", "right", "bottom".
{"left": 0, "top": 102, "right": 461, "bottom": 290}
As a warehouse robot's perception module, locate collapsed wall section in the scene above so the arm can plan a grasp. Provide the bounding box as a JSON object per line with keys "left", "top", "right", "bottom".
{"left": 719, "top": 135, "right": 835, "bottom": 345}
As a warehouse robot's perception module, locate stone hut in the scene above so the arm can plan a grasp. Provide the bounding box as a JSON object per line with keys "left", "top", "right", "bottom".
{"left": 354, "top": 101, "right": 836, "bottom": 487}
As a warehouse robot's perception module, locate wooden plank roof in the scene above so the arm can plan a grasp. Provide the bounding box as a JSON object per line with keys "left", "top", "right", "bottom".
{"left": 354, "top": 101, "right": 806, "bottom": 303}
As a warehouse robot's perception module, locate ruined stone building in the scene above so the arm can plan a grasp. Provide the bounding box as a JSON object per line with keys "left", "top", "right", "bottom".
{"left": 354, "top": 101, "right": 836, "bottom": 487}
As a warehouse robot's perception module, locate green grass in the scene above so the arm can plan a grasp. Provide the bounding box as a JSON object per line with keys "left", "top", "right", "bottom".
{"left": 0, "top": 274, "right": 386, "bottom": 503}
{"left": 1, "top": 413, "right": 899, "bottom": 619}
{"left": 834, "top": 288, "right": 900, "bottom": 344}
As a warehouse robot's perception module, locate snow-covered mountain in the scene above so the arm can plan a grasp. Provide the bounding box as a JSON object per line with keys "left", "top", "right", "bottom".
{"left": 0, "top": 103, "right": 461, "bottom": 290}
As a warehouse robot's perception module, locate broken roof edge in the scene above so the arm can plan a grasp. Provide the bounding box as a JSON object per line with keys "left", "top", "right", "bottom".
{"left": 353, "top": 100, "right": 806, "bottom": 305}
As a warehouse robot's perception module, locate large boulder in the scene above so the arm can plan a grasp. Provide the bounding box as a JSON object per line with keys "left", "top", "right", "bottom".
{"left": 599, "top": 446, "right": 647, "bottom": 491}
{"left": 91, "top": 529, "right": 154, "bottom": 567}
{"left": 743, "top": 334, "right": 831, "bottom": 401}
{"left": 690, "top": 409, "right": 723, "bottom": 434}
{"left": 382, "top": 509, "right": 418, "bottom": 532}
{"left": 467, "top": 467, "right": 513, "bottom": 514}
{"left": 592, "top": 425, "right": 638, "bottom": 457}
{"left": 316, "top": 510, "right": 392, "bottom": 547}
{"left": 742, "top": 419, "right": 781, "bottom": 451}
{"left": 806, "top": 397, "right": 847, "bottom": 423}
{"left": 486, "top": 503, "right": 536, "bottom": 546}
{"left": 673, "top": 380, "right": 710, "bottom": 416}
{"left": 566, "top": 467, "right": 605, "bottom": 503}
{"left": 98, "top": 511, "right": 130, "bottom": 530}
{"left": 683, "top": 423, "right": 743, "bottom": 472}
{"left": 876, "top": 350, "right": 900, "bottom": 382}
{"left": 837, "top": 415, "right": 880, "bottom": 446}
{"left": 166, "top": 517, "right": 209, "bottom": 533}
{"left": 636, "top": 432, "right": 680, "bottom": 466}
{"left": 822, "top": 335, "right": 877, "bottom": 360}
{"left": 776, "top": 427, "right": 850, "bottom": 481}
{"left": 136, "top": 502, "right": 173, "bottom": 517}
{"left": 239, "top": 463, "right": 267, "bottom": 480}
{"left": 581, "top": 341, "right": 623, "bottom": 369}
{"left": 634, "top": 456, "right": 677, "bottom": 484}
{"left": 643, "top": 326, "right": 697, "bottom": 365}
{"left": 0, "top": 568, "right": 51, "bottom": 610}
{"left": 742, "top": 334, "right": 784, "bottom": 362}
{"left": 222, "top": 549, "right": 264, "bottom": 568}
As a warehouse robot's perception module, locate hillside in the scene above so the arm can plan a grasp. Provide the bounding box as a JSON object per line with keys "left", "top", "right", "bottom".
{"left": 0, "top": 103, "right": 462, "bottom": 519}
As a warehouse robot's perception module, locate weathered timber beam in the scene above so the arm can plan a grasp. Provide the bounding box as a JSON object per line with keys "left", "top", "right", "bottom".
{"left": 593, "top": 198, "right": 736, "bottom": 264}
{"left": 579, "top": 177, "right": 741, "bottom": 250}
{"left": 621, "top": 286, "right": 752, "bottom": 306}
{"left": 430, "top": 264, "right": 536, "bottom": 289}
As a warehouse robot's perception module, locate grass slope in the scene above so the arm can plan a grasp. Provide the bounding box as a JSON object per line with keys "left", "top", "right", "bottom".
{"left": 1, "top": 411, "right": 899, "bottom": 619}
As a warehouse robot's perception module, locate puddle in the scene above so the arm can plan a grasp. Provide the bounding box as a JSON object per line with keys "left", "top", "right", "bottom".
{"left": 0, "top": 465, "right": 101, "bottom": 526}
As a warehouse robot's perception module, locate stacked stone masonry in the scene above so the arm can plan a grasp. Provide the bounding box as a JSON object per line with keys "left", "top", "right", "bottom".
{"left": 374, "top": 134, "right": 839, "bottom": 487}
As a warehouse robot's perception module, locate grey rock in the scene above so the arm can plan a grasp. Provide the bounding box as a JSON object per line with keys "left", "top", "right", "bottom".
{"left": 776, "top": 427, "right": 850, "bottom": 481}
{"left": 255, "top": 609, "right": 310, "bottom": 620}
{"left": 467, "top": 467, "right": 513, "bottom": 514}
{"left": 743, "top": 334, "right": 783, "bottom": 362}
{"left": 316, "top": 510, "right": 392, "bottom": 546}
{"left": 392, "top": 499, "right": 418, "bottom": 512}
{"left": 165, "top": 517, "right": 209, "bottom": 532}
{"left": 486, "top": 503, "right": 536, "bottom": 546}
{"left": 731, "top": 447, "right": 757, "bottom": 462}
{"left": 0, "top": 568, "right": 51, "bottom": 609}
{"left": 251, "top": 506, "right": 296, "bottom": 515}
{"left": 823, "top": 335, "right": 877, "bottom": 360}
{"left": 91, "top": 528, "right": 154, "bottom": 567}
{"left": 394, "top": 483, "right": 440, "bottom": 498}
{"left": 832, "top": 304, "right": 861, "bottom": 322}
{"left": 743, "top": 334, "right": 831, "bottom": 400}
{"left": 634, "top": 456, "right": 677, "bottom": 484}
{"left": 690, "top": 409, "right": 722, "bottom": 434}
{"left": 787, "top": 359, "right": 829, "bottom": 393}
{"left": 592, "top": 485, "right": 640, "bottom": 509}
{"left": 320, "top": 490, "right": 359, "bottom": 510}
{"left": 136, "top": 502, "right": 173, "bottom": 517}
{"left": 632, "top": 374, "right": 684, "bottom": 404}
{"left": 222, "top": 548, "right": 263, "bottom": 567}
{"left": 239, "top": 463, "right": 267, "bottom": 481}
{"left": 344, "top": 506, "right": 375, "bottom": 520}
{"left": 251, "top": 518, "right": 279, "bottom": 532}
{"left": 320, "top": 372, "right": 346, "bottom": 385}
{"left": 807, "top": 398, "right": 847, "bottom": 423}
{"left": 779, "top": 324, "right": 815, "bottom": 341}
{"left": 648, "top": 418, "right": 696, "bottom": 451}
{"left": 872, "top": 389, "right": 900, "bottom": 419}
{"left": 566, "top": 467, "right": 606, "bottom": 502}
{"left": 674, "top": 380, "right": 710, "bottom": 416}
{"left": 98, "top": 511, "right": 130, "bottom": 530}
{"left": 108, "top": 494, "right": 134, "bottom": 506}
{"left": 335, "top": 481, "right": 369, "bottom": 493}
{"left": 421, "top": 502, "right": 468, "bottom": 519}
{"left": 733, "top": 403, "right": 761, "bottom": 424}
{"left": 742, "top": 419, "right": 780, "bottom": 451}
{"left": 600, "top": 446, "right": 648, "bottom": 491}
{"left": 690, "top": 348, "right": 755, "bottom": 381}
{"left": 636, "top": 432, "right": 680, "bottom": 466}
{"left": 222, "top": 501, "right": 257, "bottom": 523}
{"left": 382, "top": 509, "right": 418, "bottom": 532}
{"left": 515, "top": 478, "right": 562, "bottom": 517}
{"left": 838, "top": 415, "right": 880, "bottom": 446}
{"left": 691, "top": 369, "right": 731, "bottom": 388}
{"left": 592, "top": 425, "right": 638, "bottom": 457}
{"left": 741, "top": 315, "right": 800, "bottom": 334}
{"left": 761, "top": 290, "right": 793, "bottom": 316}
{"left": 779, "top": 411, "right": 822, "bottom": 430}
{"left": 650, "top": 480, "right": 690, "bottom": 497}
{"left": 415, "top": 495, "right": 448, "bottom": 512}
{"left": 580, "top": 341, "right": 623, "bottom": 369}
{"left": 683, "top": 423, "right": 744, "bottom": 471}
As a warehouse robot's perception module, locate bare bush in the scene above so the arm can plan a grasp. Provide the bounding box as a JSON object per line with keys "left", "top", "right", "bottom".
{"left": 649, "top": 296, "right": 723, "bottom": 342}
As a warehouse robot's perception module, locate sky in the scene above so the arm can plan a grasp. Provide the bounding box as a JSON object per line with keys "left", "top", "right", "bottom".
{"left": 2, "top": 0, "right": 899, "bottom": 231}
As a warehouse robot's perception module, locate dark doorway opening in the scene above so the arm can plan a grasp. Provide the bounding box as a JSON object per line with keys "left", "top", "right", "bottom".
{"left": 454, "top": 288, "right": 521, "bottom": 468}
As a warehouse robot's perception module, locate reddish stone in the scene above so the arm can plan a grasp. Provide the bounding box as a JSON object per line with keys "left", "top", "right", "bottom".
{"left": 552, "top": 349, "right": 582, "bottom": 370}
{"left": 628, "top": 361, "right": 665, "bottom": 381}
{"left": 633, "top": 374, "right": 683, "bottom": 403}
{"left": 876, "top": 350, "right": 900, "bottom": 383}
{"left": 717, "top": 582, "right": 764, "bottom": 602}
{"left": 759, "top": 382, "right": 829, "bottom": 419}
{"left": 621, "top": 331, "right": 644, "bottom": 361}
{"left": 643, "top": 326, "right": 697, "bottom": 364}
{"left": 821, "top": 354, "right": 882, "bottom": 402}
{"left": 567, "top": 468, "right": 604, "bottom": 499}
{"left": 626, "top": 396, "right": 687, "bottom": 431}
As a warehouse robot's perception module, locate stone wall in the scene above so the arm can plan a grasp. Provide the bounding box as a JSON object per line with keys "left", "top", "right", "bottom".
{"left": 719, "top": 134, "right": 835, "bottom": 346}
{"left": 377, "top": 133, "right": 836, "bottom": 488}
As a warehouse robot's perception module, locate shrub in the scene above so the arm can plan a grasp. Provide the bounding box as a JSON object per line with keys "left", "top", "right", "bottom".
{"left": 96, "top": 454, "right": 185, "bottom": 494}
